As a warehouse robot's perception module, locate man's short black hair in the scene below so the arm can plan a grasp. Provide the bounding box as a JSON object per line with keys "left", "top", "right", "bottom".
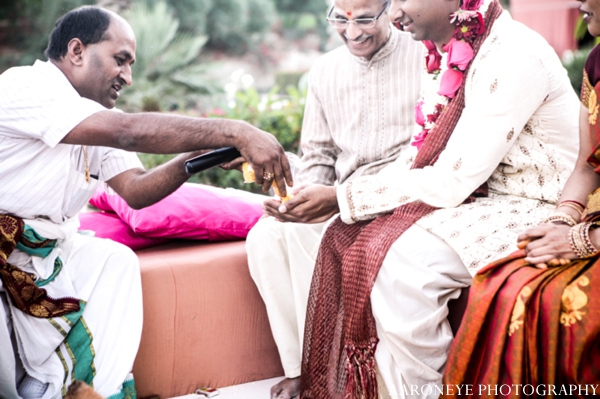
{"left": 44, "top": 6, "right": 112, "bottom": 61}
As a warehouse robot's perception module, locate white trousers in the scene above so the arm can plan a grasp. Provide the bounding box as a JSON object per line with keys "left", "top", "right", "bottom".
{"left": 248, "top": 218, "right": 472, "bottom": 398}
{"left": 0, "top": 234, "right": 143, "bottom": 399}
{"left": 373, "top": 224, "right": 471, "bottom": 398}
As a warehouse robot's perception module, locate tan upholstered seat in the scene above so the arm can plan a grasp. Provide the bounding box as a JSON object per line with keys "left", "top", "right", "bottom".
{"left": 132, "top": 240, "right": 283, "bottom": 398}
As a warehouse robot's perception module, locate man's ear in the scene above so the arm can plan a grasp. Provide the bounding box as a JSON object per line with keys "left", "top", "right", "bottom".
{"left": 66, "top": 38, "right": 85, "bottom": 66}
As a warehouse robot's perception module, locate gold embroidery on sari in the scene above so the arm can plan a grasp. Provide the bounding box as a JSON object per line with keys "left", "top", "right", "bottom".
{"left": 590, "top": 91, "right": 598, "bottom": 126}
{"left": 582, "top": 71, "right": 593, "bottom": 109}
{"left": 560, "top": 275, "right": 589, "bottom": 327}
{"left": 584, "top": 187, "right": 600, "bottom": 216}
{"left": 509, "top": 286, "right": 532, "bottom": 336}
{"left": 583, "top": 71, "right": 599, "bottom": 125}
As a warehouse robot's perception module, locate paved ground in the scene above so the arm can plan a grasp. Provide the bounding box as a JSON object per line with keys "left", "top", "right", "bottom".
{"left": 168, "top": 376, "right": 284, "bottom": 399}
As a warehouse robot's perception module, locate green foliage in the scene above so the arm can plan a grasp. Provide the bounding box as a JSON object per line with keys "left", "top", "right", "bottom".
{"left": 274, "top": 0, "right": 329, "bottom": 49}
{"left": 246, "top": 0, "right": 277, "bottom": 35}
{"left": 139, "top": 0, "right": 213, "bottom": 35}
{"left": 139, "top": 0, "right": 276, "bottom": 54}
{"left": 205, "top": 82, "right": 307, "bottom": 191}
{"left": 138, "top": 80, "right": 308, "bottom": 192}
{"left": 205, "top": 0, "right": 248, "bottom": 54}
{"left": 575, "top": 15, "right": 600, "bottom": 49}
{"left": 274, "top": 0, "right": 327, "bottom": 15}
{"left": 225, "top": 84, "right": 306, "bottom": 154}
{"left": 205, "top": 0, "right": 276, "bottom": 54}
{"left": 575, "top": 15, "right": 589, "bottom": 42}
{"left": 118, "top": 1, "right": 220, "bottom": 112}
{"left": 275, "top": 71, "right": 305, "bottom": 94}
{"left": 0, "top": 0, "right": 94, "bottom": 71}
{"left": 562, "top": 47, "right": 593, "bottom": 94}
{"left": 0, "top": 0, "right": 279, "bottom": 72}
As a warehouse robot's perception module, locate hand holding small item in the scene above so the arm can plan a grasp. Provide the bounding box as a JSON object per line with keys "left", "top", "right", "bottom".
{"left": 258, "top": 183, "right": 339, "bottom": 224}
{"left": 242, "top": 162, "right": 294, "bottom": 202}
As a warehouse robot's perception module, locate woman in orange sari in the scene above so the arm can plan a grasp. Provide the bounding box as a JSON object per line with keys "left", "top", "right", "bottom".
{"left": 442, "top": 1, "right": 600, "bottom": 396}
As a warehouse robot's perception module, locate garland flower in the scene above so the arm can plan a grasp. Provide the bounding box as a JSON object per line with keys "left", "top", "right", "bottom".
{"left": 412, "top": 0, "right": 487, "bottom": 150}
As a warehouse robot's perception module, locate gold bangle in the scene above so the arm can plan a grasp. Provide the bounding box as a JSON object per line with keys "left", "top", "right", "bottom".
{"left": 543, "top": 212, "right": 577, "bottom": 227}
{"left": 582, "top": 222, "right": 599, "bottom": 256}
{"left": 569, "top": 222, "right": 600, "bottom": 258}
{"left": 558, "top": 200, "right": 585, "bottom": 212}
{"left": 556, "top": 202, "right": 584, "bottom": 218}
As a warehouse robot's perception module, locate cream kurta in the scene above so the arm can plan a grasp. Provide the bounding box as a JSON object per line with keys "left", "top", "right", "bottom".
{"left": 295, "top": 28, "right": 424, "bottom": 185}
{"left": 247, "top": 29, "right": 424, "bottom": 379}
{"left": 337, "top": 11, "right": 580, "bottom": 274}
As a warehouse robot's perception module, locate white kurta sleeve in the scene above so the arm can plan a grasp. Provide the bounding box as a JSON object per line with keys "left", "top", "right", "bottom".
{"left": 337, "top": 50, "right": 551, "bottom": 224}
{"left": 98, "top": 149, "right": 144, "bottom": 182}
{"left": 0, "top": 62, "right": 106, "bottom": 148}
{"left": 294, "top": 74, "right": 341, "bottom": 186}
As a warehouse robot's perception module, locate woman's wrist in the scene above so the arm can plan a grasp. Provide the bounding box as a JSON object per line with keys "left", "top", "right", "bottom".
{"left": 556, "top": 200, "right": 585, "bottom": 223}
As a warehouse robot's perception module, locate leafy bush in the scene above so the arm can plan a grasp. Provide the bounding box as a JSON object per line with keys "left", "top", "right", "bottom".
{"left": 221, "top": 85, "right": 306, "bottom": 155}
{"left": 140, "top": 0, "right": 212, "bottom": 35}
{"left": 118, "top": 1, "right": 220, "bottom": 112}
{"left": 0, "top": 0, "right": 94, "bottom": 71}
{"left": 138, "top": 79, "right": 308, "bottom": 193}
{"left": 275, "top": 0, "right": 329, "bottom": 50}
{"left": 562, "top": 47, "right": 593, "bottom": 94}
{"left": 139, "top": 0, "right": 276, "bottom": 55}
{"left": 205, "top": 0, "right": 276, "bottom": 54}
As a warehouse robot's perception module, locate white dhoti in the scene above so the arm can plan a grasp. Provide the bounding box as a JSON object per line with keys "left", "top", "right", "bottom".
{"left": 0, "top": 224, "right": 142, "bottom": 399}
{"left": 372, "top": 224, "right": 471, "bottom": 399}
{"left": 248, "top": 216, "right": 472, "bottom": 398}
{"left": 246, "top": 216, "right": 330, "bottom": 378}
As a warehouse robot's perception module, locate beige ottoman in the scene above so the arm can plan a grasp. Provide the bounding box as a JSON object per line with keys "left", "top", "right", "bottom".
{"left": 132, "top": 240, "right": 283, "bottom": 398}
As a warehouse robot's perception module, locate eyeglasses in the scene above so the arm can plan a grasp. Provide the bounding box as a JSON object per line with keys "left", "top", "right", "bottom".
{"left": 326, "top": 2, "right": 389, "bottom": 30}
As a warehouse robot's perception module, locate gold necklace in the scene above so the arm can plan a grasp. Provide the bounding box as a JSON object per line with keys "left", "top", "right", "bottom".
{"left": 83, "top": 145, "right": 90, "bottom": 182}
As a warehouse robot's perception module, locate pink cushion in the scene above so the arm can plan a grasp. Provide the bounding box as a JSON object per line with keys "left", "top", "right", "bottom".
{"left": 89, "top": 184, "right": 265, "bottom": 241}
{"left": 78, "top": 211, "right": 170, "bottom": 250}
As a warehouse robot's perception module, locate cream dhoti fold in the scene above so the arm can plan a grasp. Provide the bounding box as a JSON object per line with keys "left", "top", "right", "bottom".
{"left": 248, "top": 217, "right": 472, "bottom": 398}
{"left": 372, "top": 224, "right": 471, "bottom": 399}
{"left": 0, "top": 217, "right": 142, "bottom": 399}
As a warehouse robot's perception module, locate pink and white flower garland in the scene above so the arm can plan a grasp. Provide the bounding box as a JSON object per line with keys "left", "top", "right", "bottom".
{"left": 412, "top": 0, "right": 489, "bottom": 150}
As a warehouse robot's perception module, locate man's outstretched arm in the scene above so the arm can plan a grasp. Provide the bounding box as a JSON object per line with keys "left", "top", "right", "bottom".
{"left": 62, "top": 110, "right": 293, "bottom": 199}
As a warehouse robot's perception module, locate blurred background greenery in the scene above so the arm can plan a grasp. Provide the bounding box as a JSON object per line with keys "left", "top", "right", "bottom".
{"left": 0, "top": 0, "right": 323, "bottom": 192}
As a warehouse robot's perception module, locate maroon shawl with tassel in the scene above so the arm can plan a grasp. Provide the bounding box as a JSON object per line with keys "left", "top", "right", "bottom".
{"left": 300, "top": 2, "right": 503, "bottom": 398}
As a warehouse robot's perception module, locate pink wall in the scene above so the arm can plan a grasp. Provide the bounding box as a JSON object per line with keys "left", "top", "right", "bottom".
{"left": 509, "top": 0, "right": 581, "bottom": 57}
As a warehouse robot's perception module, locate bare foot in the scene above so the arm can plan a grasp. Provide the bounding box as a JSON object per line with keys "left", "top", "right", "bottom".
{"left": 270, "top": 377, "right": 300, "bottom": 399}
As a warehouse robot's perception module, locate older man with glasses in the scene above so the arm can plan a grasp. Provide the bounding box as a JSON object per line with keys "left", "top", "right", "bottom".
{"left": 245, "top": 0, "right": 424, "bottom": 398}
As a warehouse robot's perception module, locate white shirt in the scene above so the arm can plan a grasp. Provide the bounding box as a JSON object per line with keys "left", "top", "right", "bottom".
{"left": 0, "top": 60, "right": 143, "bottom": 223}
